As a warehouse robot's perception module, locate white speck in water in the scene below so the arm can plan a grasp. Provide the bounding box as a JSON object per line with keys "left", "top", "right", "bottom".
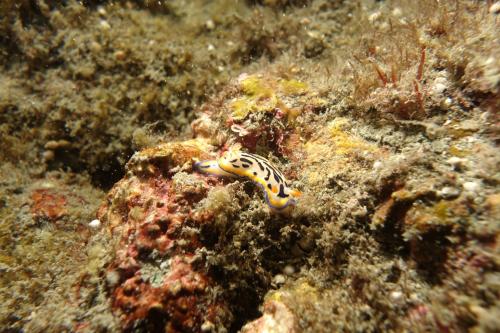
{"left": 390, "top": 290, "right": 403, "bottom": 302}
{"left": 273, "top": 274, "right": 286, "bottom": 285}
{"left": 89, "top": 219, "right": 101, "bottom": 228}
{"left": 106, "top": 270, "right": 120, "bottom": 287}
{"left": 463, "top": 181, "right": 481, "bottom": 193}
{"left": 446, "top": 156, "right": 466, "bottom": 168}
{"left": 283, "top": 265, "right": 295, "bottom": 275}
{"left": 373, "top": 161, "right": 383, "bottom": 170}
{"left": 439, "top": 186, "right": 460, "bottom": 199}
{"left": 97, "top": 7, "right": 107, "bottom": 16}
{"left": 205, "top": 19, "right": 215, "bottom": 30}
{"left": 99, "top": 20, "right": 111, "bottom": 30}
{"left": 392, "top": 8, "right": 402, "bottom": 17}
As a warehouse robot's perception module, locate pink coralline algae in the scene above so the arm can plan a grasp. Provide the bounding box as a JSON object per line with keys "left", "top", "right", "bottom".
{"left": 97, "top": 141, "right": 232, "bottom": 332}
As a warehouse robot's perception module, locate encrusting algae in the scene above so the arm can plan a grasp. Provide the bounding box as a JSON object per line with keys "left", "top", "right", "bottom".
{"left": 230, "top": 74, "right": 313, "bottom": 121}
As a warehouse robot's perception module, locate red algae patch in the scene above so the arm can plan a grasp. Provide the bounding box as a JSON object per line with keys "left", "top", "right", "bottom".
{"left": 28, "top": 177, "right": 91, "bottom": 230}
{"left": 31, "top": 189, "right": 68, "bottom": 222}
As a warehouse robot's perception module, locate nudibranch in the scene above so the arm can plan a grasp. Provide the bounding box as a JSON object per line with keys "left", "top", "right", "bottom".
{"left": 195, "top": 150, "right": 301, "bottom": 211}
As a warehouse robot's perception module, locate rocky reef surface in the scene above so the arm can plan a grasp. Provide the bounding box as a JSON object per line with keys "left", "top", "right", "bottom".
{"left": 0, "top": 1, "right": 499, "bottom": 332}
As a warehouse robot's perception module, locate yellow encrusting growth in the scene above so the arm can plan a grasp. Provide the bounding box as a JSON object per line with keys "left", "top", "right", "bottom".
{"left": 268, "top": 280, "right": 319, "bottom": 304}
{"left": 448, "top": 145, "right": 470, "bottom": 158}
{"left": 230, "top": 74, "right": 310, "bottom": 121}
{"left": 279, "top": 79, "right": 309, "bottom": 95}
{"left": 328, "top": 118, "right": 376, "bottom": 155}
{"left": 302, "top": 117, "right": 382, "bottom": 187}
{"left": 240, "top": 75, "right": 274, "bottom": 97}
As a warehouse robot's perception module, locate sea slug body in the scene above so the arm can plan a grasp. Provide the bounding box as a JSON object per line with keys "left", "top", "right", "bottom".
{"left": 195, "top": 150, "right": 301, "bottom": 211}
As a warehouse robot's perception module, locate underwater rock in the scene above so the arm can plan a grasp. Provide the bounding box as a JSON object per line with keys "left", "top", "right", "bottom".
{"left": 195, "top": 71, "right": 326, "bottom": 157}
{"left": 241, "top": 300, "right": 297, "bottom": 333}
{"left": 97, "top": 140, "right": 233, "bottom": 332}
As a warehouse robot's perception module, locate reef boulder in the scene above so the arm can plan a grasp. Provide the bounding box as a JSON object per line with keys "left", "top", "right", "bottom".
{"left": 97, "top": 140, "right": 233, "bottom": 332}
